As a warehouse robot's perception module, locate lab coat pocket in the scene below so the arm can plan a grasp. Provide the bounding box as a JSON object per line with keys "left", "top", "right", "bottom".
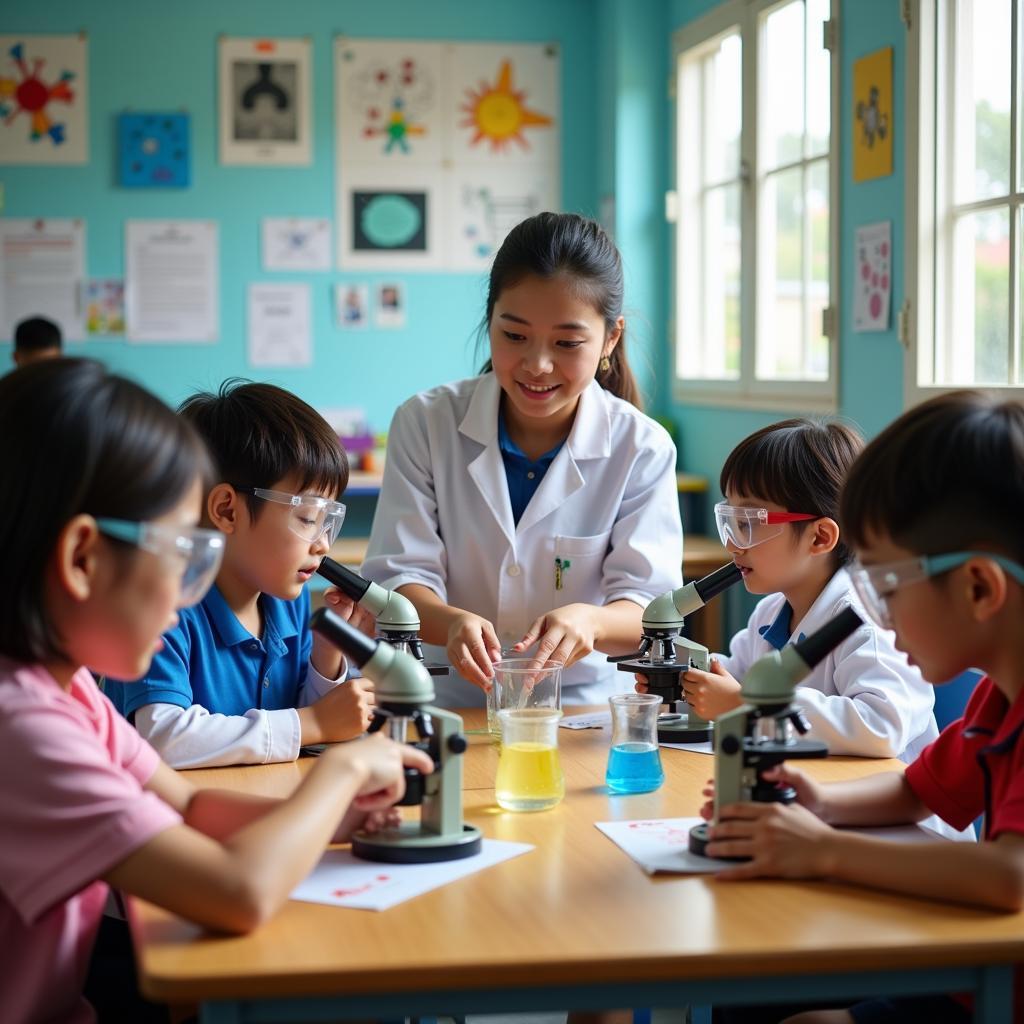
{"left": 553, "top": 532, "right": 612, "bottom": 603}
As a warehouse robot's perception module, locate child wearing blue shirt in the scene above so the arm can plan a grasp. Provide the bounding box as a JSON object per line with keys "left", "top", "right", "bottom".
{"left": 106, "top": 381, "right": 373, "bottom": 768}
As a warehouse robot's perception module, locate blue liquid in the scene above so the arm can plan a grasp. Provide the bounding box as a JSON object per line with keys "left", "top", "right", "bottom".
{"left": 605, "top": 742, "right": 664, "bottom": 794}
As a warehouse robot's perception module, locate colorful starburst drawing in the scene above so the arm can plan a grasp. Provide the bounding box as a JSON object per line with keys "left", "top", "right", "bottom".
{"left": 352, "top": 57, "right": 433, "bottom": 156}
{"left": 0, "top": 43, "right": 76, "bottom": 146}
{"left": 460, "top": 60, "right": 552, "bottom": 153}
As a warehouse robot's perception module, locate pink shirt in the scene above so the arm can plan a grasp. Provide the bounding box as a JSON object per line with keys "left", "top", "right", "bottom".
{"left": 0, "top": 662, "right": 181, "bottom": 1024}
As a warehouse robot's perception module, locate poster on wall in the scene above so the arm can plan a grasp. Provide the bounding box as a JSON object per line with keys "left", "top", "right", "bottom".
{"left": 853, "top": 221, "right": 892, "bottom": 332}
{"left": 85, "top": 279, "right": 125, "bottom": 336}
{"left": 852, "top": 46, "right": 893, "bottom": 183}
{"left": 261, "top": 217, "right": 331, "bottom": 271}
{"left": 335, "top": 38, "right": 560, "bottom": 271}
{"left": 118, "top": 112, "right": 190, "bottom": 188}
{"left": 247, "top": 282, "right": 311, "bottom": 366}
{"left": 219, "top": 36, "right": 311, "bottom": 166}
{"left": 125, "top": 220, "right": 219, "bottom": 342}
{"left": 0, "top": 218, "right": 86, "bottom": 340}
{"left": 335, "top": 282, "right": 369, "bottom": 329}
{"left": 0, "top": 35, "right": 88, "bottom": 165}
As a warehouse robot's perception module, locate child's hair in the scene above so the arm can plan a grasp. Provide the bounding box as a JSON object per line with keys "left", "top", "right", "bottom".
{"left": 0, "top": 358, "right": 212, "bottom": 664}
{"left": 721, "top": 417, "right": 865, "bottom": 567}
{"left": 14, "top": 316, "right": 62, "bottom": 353}
{"left": 841, "top": 390, "right": 1024, "bottom": 563}
{"left": 178, "top": 380, "right": 348, "bottom": 517}
{"left": 478, "top": 212, "right": 643, "bottom": 409}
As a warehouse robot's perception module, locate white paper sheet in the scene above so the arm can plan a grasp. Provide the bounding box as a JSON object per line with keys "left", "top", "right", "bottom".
{"left": 853, "top": 220, "right": 892, "bottom": 332}
{"left": 247, "top": 282, "right": 311, "bottom": 367}
{"left": 261, "top": 217, "right": 331, "bottom": 271}
{"left": 597, "top": 817, "right": 947, "bottom": 876}
{"left": 291, "top": 839, "right": 532, "bottom": 911}
{"left": 125, "top": 221, "right": 218, "bottom": 342}
{"left": 0, "top": 218, "right": 85, "bottom": 341}
{"left": 559, "top": 711, "right": 611, "bottom": 730}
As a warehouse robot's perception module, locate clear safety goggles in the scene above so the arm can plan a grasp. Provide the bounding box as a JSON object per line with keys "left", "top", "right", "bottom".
{"left": 248, "top": 487, "right": 346, "bottom": 546}
{"left": 850, "top": 550, "right": 1024, "bottom": 629}
{"left": 713, "top": 502, "right": 818, "bottom": 550}
{"left": 96, "top": 518, "right": 225, "bottom": 608}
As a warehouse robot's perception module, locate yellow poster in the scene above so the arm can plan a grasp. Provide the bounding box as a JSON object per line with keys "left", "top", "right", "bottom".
{"left": 852, "top": 46, "right": 893, "bottom": 182}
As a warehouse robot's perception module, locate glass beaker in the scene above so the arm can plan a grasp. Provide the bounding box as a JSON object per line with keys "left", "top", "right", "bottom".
{"left": 606, "top": 693, "right": 664, "bottom": 794}
{"left": 495, "top": 708, "right": 565, "bottom": 812}
{"left": 486, "top": 658, "right": 563, "bottom": 737}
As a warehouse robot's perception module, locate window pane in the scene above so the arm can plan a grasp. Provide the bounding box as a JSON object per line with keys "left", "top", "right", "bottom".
{"left": 806, "top": 0, "right": 830, "bottom": 157}
{"left": 704, "top": 184, "right": 741, "bottom": 378}
{"left": 762, "top": 0, "right": 805, "bottom": 169}
{"left": 953, "top": 0, "right": 1011, "bottom": 202}
{"left": 704, "top": 34, "right": 742, "bottom": 183}
{"left": 945, "top": 208, "right": 1010, "bottom": 385}
{"left": 805, "top": 159, "right": 830, "bottom": 380}
{"left": 757, "top": 166, "right": 806, "bottom": 379}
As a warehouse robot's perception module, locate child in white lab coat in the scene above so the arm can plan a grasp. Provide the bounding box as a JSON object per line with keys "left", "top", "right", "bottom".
{"left": 656, "top": 418, "right": 944, "bottom": 768}
{"left": 362, "top": 212, "right": 683, "bottom": 707}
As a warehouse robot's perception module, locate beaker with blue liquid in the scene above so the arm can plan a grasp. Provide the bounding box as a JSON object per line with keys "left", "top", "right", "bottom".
{"left": 605, "top": 692, "right": 664, "bottom": 794}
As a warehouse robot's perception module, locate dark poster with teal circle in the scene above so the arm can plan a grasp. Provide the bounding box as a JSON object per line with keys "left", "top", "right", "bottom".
{"left": 352, "top": 191, "right": 427, "bottom": 251}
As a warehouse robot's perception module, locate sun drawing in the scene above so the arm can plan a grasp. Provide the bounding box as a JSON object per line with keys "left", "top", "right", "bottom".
{"left": 0, "top": 43, "right": 75, "bottom": 146}
{"left": 460, "top": 60, "right": 552, "bottom": 152}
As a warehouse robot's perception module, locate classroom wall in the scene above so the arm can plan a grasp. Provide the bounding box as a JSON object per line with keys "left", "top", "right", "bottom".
{"left": 663, "top": 0, "right": 908, "bottom": 490}
{"left": 0, "top": 0, "right": 621, "bottom": 438}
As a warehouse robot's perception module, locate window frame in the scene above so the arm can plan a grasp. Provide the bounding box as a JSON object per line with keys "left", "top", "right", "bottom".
{"left": 670, "top": 0, "right": 841, "bottom": 413}
{"left": 905, "top": 0, "right": 1024, "bottom": 404}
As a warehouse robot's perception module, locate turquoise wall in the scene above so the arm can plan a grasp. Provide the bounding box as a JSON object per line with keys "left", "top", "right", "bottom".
{"left": 0, "top": 0, "right": 607, "bottom": 438}
{"left": 665, "top": 0, "right": 908, "bottom": 491}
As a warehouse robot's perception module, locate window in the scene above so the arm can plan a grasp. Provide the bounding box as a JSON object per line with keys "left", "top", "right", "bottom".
{"left": 672, "top": 0, "right": 839, "bottom": 409}
{"left": 907, "top": 0, "right": 1024, "bottom": 398}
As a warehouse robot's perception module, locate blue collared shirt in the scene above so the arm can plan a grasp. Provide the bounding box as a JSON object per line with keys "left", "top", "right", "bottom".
{"left": 105, "top": 584, "right": 314, "bottom": 718}
{"left": 757, "top": 602, "right": 807, "bottom": 651}
{"left": 498, "top": 413, "right": 564, "bottom": 525}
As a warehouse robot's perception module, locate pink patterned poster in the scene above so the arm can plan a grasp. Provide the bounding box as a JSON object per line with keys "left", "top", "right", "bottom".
{"left": 853, "top": 221, "right": 892, "bottom": 332}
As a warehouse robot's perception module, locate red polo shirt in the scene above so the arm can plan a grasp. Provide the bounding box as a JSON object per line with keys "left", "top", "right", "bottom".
{"left": 906, "top": 675, "right": 1024, "bottom": 839}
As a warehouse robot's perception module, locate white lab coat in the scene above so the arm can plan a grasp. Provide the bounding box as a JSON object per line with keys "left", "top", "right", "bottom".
{"left": 362, "top": 373, "right": 684, "bottom": 707}
{"left": 717, "top": 568, "right": 971, "bottom": 841}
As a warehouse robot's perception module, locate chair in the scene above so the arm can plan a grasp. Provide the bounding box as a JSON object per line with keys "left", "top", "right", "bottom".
{"left": 933, "top": 668, "right": 983, "bottom": 732}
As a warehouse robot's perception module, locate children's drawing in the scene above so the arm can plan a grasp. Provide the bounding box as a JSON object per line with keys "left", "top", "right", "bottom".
{"left": 261, "top": 217, "right": 331, "bottom": 271}
{"left": 853, "top": 221, "right": 892, "bottom": 332}
{"left": 348, "top": 55, "right": 434, "bottom": 155}
{"left": 0, "top": 35, "right": 87, "bottom": 164}
{"left": 219, "top": 37, "right": 311, "bottom": 166}
{"left": 460, "top": 59, "right": 552, "bottom": 153}
{"left": 118, "top": 113, "right": 190, "bottom": 188}
{"left": 85, "top": 279, "right": 125, "bottom": 336}
{"left": 852, "top": 46, "right": 893, "bottom": 183}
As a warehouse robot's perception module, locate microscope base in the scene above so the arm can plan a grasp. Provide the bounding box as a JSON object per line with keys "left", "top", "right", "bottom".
{"left": 352, "top": 823, "right": 483, "bottom": 864}
{"left": 657, "top": 718, "right": 712, "bottom": 744}
{"left": 687, "top": 821, "right": 748, "bottom": 861}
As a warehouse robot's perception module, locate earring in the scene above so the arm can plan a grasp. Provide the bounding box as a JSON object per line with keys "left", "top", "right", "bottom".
{"left": 599, "top": 355, "right": 611, "bottom": 374}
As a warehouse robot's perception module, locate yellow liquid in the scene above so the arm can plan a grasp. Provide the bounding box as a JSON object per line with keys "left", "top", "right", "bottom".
{"left": 495, "top": 742, "right": 564, "bottom": 811}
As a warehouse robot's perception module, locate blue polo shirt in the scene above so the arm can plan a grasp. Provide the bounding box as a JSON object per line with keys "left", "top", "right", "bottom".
{"left": 498, "top": 413, "right": 564, "bottom": 525}
{"left": 757, "top": 602, "right": 807, "bottom": 651}
{"left": 105, "top": 584, "right": 313, "bottom": 719}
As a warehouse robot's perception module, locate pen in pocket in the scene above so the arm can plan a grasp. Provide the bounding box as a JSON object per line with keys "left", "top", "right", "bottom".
{"left": 554, "top": 557, "right": 571, "bottom": 590}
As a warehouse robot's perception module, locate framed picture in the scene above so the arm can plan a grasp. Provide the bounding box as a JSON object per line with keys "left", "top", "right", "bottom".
{"left": 219, "top": 36, "right": 311, "bottom": 165}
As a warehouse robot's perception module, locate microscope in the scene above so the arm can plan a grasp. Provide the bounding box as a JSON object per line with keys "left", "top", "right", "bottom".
{"left": 688, "top": 606, "right": 863, "bottom": 858}
{"left": 608, "top": 562, "right": 744, "bottom": 743}
{"left": 317, "top": 556, "right": 449, "bottom": 676}
{"left": 311, "top": 607, "right": 483, "bottom": 863}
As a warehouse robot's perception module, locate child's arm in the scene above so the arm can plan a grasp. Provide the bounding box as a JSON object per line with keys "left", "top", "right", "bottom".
{"left": 107, "top": 734, "right": 433, "bottom": 934}
{"left": 307, "top": 588, "right": 375, "bottom": 680}
{"left": 511, "top": 599, "right": 642, "bottom": 668}
{"left": 706, "top": 799, "right": 1024, "bottom": 912}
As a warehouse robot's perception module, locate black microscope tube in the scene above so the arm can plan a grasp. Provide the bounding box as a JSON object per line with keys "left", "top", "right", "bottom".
{"left": 693, "top": 562, "right": 744, "bottom": 605}
{"left": 791, "top": 607, "right": 863, "bottom": 670}
{"left": 310, "top": 607, "right": 378, "bottom": 669}
{"left": 317, "top": 556, "right": 371, "bottom": 602}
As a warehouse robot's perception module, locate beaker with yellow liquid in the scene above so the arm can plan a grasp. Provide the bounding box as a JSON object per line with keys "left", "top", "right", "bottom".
{"left": 495, "top": 708, "right": 565, "bottom": 812}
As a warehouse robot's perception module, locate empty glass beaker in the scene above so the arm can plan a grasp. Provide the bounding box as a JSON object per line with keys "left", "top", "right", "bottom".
{"left": 606, "top": 693, "right": 664, "bottom": 794}
{"left": 495, "top": 708, "right": 565, "bottom": 812}
{"left": 487, "top": 658, "right": 563, "bottom": 736}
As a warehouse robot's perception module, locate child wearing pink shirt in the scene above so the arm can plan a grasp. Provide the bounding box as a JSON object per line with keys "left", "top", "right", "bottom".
{"left": 0, "top": 359, "right": 431, "bottom": 1024}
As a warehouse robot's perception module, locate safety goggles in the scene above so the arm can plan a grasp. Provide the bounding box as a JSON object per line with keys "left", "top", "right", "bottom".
{"left": 850, "top": 550, "right": 1024, "bottom": 629}
{"left": 713, "top": 502, "right": 818, "bottom": 550}
{"left": 247, "top": 487, "right": 346, "bottom": 546}
{"left": 96, "top": 518, "right": 225, "bottom": 608}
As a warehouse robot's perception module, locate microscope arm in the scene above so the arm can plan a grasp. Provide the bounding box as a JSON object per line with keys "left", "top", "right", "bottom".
{"left": 641, "top": 561, "right": 743, "bottom": 631}
{"left": 318, "top": 556, "right": 421, "bottom": 632}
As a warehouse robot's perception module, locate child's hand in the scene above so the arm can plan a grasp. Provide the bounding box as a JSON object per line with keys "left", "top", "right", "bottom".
{"left": 322, "top": 587, "right": 376, "bottom": 636}
{"left": 682, "top": 658, "right": 742, "bottom": 719}
{"left": 309, "top": 677, "right": 376, "bottom": 743}
{"left": 512, "top": 603, "right": 595, "bottom": 669}
{"left": 447, "top": 612, "right": 502, "bottom": 690}
{"left": 330, "top": 804, "right": 401, "bottom": 844}
{"left": 699, "top": 765, "right": 826, "bottom": 822}
{"left": 322, "top": 732, "right": 433, "bottom": 810}
{"left": 704, "top": 801, "right": 836, "bottom": 880}
{"left": 634, "top": 673, "right": 650, "bottom": 693}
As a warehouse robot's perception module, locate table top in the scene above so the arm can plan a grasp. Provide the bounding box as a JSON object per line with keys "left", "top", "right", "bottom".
{"left": 132, "top": 710, "right": 1024, "bottom": 1003}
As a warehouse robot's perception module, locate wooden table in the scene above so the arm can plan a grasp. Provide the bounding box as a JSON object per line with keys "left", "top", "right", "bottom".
{"left": 132, "top": 711, "right": 1020, "bottom": 1023}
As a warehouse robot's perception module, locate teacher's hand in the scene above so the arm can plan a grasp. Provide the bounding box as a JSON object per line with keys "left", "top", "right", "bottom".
{"left": 512, "top": 603, "right": 596, "bottom": 669}
{"left": 447, "top": 612, "right": 502, "bottom": 691}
